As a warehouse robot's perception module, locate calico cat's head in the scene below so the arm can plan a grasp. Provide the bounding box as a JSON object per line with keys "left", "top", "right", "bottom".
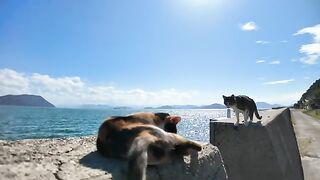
{"left": 154, "top": 113, "right": 181, "bottom": 133}
{"left": 223, "top": 94, "right": 236, "bottom": 108}
{"left": 129, "top": 112, "right": 181, "bottom": 133}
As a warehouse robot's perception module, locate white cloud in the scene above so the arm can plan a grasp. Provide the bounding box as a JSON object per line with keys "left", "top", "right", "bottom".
{"left": 31, "top": 73, "right": 84, "bottom": 93}
{"left": 262, "top": 79, "right": 295, "bottom": 85}
{"left": 256, "top": 60, "right": 266, "bottom": 63}
{"left": 0, "top": 69, "right": 30, "bottom": 94}
{"left": 280, "top": 40, "right": 288, "bottom": 43}
{"left": 0, "top": 68, "right": 197, "bottom": 106}
{"left": 240, "top": 21, "right": 258, "bottom": 31}
{"left": 256, "top": 40, "right": 270, "bottom": 44}
{"left": 262, "top": 91, "right": 304, "bottom": 105}
{"left": 269, "top": 60, "right": 280, "bottom": 64}
{"left": 294, "top": 24, "right": 320, "bottom": 64}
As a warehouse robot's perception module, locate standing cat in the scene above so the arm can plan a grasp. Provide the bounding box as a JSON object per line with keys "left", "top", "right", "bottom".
{"left": 96, "top": 112, "right": 202, "bottom": 180}
{"left": 223, "top": 94, "right": 262, "bottom": 126}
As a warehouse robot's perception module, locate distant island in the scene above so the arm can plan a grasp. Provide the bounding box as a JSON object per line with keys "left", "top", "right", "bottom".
{"left": 256, "top": 102, "right": 282, "bottom": 109}
{"left": 76, "top": 102, "right": 281, "bottom": 110}
{"left": 144, "top": 104, "right": 225, "bottom": 109}
{"left": 0, "top": 94, "right": 55, "bottom": 107}
{"left": 144, "top": 102, "right": 281, "bottom": 110}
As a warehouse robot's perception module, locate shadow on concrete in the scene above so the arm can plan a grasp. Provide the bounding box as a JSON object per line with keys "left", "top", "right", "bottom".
{"left": 233, "top": 121, "right": 262, "bottom": 130}
{"left": 210, "top": 108, "right": 304, "bottom": 180}
{"left": 79, "top": 151, "right": 127, "bottom": 179}
{"left": 79, "top": 150, "right": 198, "bottom": 179}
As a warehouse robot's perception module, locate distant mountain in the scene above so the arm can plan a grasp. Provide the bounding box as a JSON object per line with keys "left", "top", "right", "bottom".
{"left": 144, "top": 106, "right": 154, "bottom": 109}
{"left": 148, "top": 102, "right": 281, "bottom": 110}
{"left": 79, "top": 104, "right": 113, "bottom": 109}
{"left": 113, "top": 106, "right": 131, "bottom": 109}
{"left": 154, "top": 105, "right": 175, "bottom": 109}
{"left": 199, "top": 103, "right": 226, "bottom": 109}
{"left": 151, "top": 103, "right": 226, "bottom": 109}
{"left": 256, "top": 102, "right": 282, "bottom": 109}
{"left": 0, "top": 94, "right": 55, "bottom": 107}
{"left": 294, "top": 78, "right": 320, "bottom": 109}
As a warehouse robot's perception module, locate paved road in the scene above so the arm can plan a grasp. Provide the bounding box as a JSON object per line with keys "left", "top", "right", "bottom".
{"left": 291, "top": 109, "right": 320, "bottom": 180}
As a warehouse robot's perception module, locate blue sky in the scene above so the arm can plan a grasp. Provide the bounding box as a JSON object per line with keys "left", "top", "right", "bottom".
{"left": 0, "top": 0, "right": 319, "bottom": 106}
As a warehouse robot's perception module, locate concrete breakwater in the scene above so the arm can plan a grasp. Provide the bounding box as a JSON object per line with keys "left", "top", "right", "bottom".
{"left": 1, "top": 108, "right": 302, "bottom": 180}
{"left": 210, "top": 108, "right": 304, "bottom": 180}
{"left": 0, "top": 136, "right": 227, "bottom": 180}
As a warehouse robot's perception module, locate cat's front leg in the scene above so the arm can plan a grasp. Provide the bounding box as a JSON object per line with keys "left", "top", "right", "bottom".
{"left": 243, "top": 111, "right": 249, "bottom": 126}
{"left": 235, "top": 111, "right": 240, "bottom": 126}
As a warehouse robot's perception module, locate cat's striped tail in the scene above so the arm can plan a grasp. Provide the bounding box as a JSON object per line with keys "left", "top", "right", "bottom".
{"left": 255, "top": 109, "right": 262, "bottom": 119}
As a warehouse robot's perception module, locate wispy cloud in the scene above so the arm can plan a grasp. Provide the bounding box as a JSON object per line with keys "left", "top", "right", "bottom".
{"left": 280, "top": 40, "right": 288, "bottom": 43}
{"left": 269, "top": 60, "right": 280, "bottom": 64}
{"left": 294, "top": 24, "right": 320, "bottom": 64}
{"left": 262, "top": 79, "right": 295, "bottom": 85}
{"left": 256, "top": 60, "right": 266, "bottom": 63}
{"left": 0, "top": 68, "right": 197, "bottom": 106}
{"left": 262, "top": 91, "right": 304, "bottom": 105}
{"left": 256, "top": 40, "right": 270, "bottom": 44}
{"left": 240, "top": 21, "right": 258, "bottom": 31}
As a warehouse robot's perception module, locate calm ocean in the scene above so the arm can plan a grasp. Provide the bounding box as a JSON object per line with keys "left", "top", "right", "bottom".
{"left": 0, "top": 106, "right": 227, "bottom": 142}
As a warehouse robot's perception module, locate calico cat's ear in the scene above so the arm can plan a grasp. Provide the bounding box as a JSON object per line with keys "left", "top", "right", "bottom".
{"left": 222, "top": 95, "right": 226, "bottom": 99}
{"left": 166, "top": 115, "right": 181, "bottom": 124}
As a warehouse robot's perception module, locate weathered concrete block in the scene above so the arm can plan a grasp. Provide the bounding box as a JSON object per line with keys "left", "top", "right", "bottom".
{"left": 210, "top": 108, "right": 304, "bottom": 180}
{"left": 0, "top": 137, "right": 227, "bottom": 180}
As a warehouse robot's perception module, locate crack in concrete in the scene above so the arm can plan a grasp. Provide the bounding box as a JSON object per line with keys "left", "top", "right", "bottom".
{"left": 80, "top": 173, "right": 108, "bottom": 180}
{"left": 64, "top": 144, "right": 83, "bottom": 154}
{"left": 53, "top": 159, "right": 64, "bottom": 180}
{"left": 303, "top": 154, "right": 320, "bottom": 159}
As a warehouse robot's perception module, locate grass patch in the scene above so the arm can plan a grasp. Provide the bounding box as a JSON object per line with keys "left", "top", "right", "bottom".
{"left": 297, "top": 137, "right": 313, "bottom": 157}
{"left": 303, "top": 109, "right": 320, "bottom": 120}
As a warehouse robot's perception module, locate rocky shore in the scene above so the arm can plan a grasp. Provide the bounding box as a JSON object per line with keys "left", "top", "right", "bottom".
{"left": 0, "top": 136, "right": 227, "bottom": 180}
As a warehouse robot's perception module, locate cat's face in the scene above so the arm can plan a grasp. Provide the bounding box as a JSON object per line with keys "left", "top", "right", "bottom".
{"left": 223, "top": 95, "right": 236, "bottom": 108}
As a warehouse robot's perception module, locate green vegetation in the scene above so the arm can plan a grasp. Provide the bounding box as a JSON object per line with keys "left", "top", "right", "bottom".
{"left": 303, "top": 109, "right": 320, "bottom": 120}
{"left": 294, "top": 78, "right": 320, "bottom": 109}
{"left": 297, "top": 137, "right": 313, "bottom": 157}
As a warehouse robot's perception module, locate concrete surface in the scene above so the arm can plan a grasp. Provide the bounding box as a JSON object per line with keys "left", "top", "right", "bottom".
{"left": 291, "top": 109, "right": 320, "bottom": 180}
{"left": 210, "top": 108, "right": 303, "bottom": 180}
{"left": 0, "top": 136, "right": 228, "bottom": 180}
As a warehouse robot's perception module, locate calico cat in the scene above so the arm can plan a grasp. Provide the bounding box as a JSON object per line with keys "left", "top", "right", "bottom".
{"left": 96, "top": 112, "right": 202, "bottom": 180}
{"left": 223, "top": 94, "right": 262, "bottom": 127}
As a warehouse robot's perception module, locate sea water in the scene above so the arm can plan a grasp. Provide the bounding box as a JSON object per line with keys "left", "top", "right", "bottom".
{"left": 0, "top": 106, "right": 227, "bottom": 142}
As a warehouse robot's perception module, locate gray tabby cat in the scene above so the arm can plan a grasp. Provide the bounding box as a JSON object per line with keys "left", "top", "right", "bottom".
{"left": 223, "top": 94, "right": 262, "bottom": 126}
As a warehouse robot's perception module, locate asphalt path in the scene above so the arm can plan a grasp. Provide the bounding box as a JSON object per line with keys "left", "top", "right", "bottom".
{"left": 291, "top": 109, "right": 320, "bottom": 180}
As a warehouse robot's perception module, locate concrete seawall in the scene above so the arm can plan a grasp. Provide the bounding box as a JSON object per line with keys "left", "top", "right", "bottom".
{"left": 210, "top": 108, "right": 304, "bottom": 180}
{"left": 0, "top": 136, "right": 227, "bottom": 180}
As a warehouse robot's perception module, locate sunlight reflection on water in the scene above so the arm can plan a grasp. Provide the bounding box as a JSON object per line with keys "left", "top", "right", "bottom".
{"left": 0, "top": 106, "right": 227, "bottom": 142}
